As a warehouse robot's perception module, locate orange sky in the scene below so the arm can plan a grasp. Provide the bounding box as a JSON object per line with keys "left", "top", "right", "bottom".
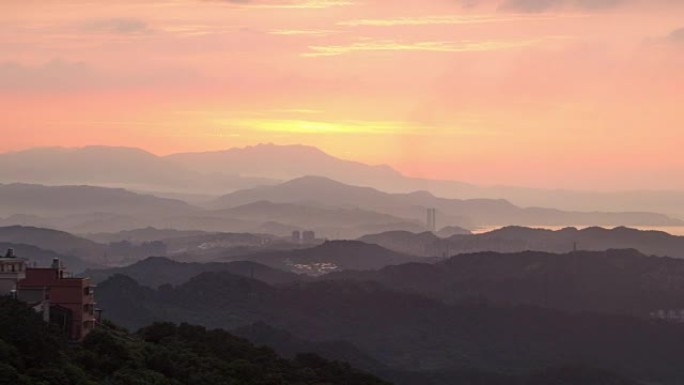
{"left": 1, "top": 0, "right": 683, "bottom": 190}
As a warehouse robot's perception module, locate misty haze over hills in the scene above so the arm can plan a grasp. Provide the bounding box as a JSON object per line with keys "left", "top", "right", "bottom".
{"left": 359, "top": 226, "right": 684, "bottom": 258}
{"left": 0, "top": 146, "right": 273, "bottom": 196}
{"left": 212, "top": 176, "right": 682, "bottom": 229}
{"left": 166, "top": 144, "right": 403, "bottom": 186}
{"left": 0, "top": 177, "right": 681, "bottom": 239}
{"left": 1, "top": 144, "right": 684, "bottom": 219}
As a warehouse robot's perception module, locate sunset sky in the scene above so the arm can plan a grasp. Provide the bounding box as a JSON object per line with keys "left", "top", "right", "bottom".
{"left": 1, "top": 0, "right": 683, "bottom": 190}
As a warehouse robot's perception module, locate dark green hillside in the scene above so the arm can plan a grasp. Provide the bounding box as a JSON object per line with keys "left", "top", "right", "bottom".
{"left": 86, "top": 256, "right": 305, "bottom": 287}
{"left": 328, "top": 249, "right": 684, "bottom": 317}
{"left": 0, "top": 296, "right": 388, "bottom": 385}
{"left": 96, "top": 272, "right": 684, "bottom": 384}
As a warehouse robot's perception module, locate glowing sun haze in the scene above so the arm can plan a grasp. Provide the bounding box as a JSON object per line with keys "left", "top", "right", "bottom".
{"left": 1, "top": 0, "right": 683, "bottom": 190}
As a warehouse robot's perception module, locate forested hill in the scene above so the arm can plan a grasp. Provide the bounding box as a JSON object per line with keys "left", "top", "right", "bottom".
{"left": 0, "top": 296, "right": 388, "bottom": 385}
{"left": 96, "top": 272, "right": 684, "bottom": 385}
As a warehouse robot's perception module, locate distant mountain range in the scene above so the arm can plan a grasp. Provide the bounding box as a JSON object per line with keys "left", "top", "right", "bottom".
{"left": 230, "top": 240, "right": 425, "bottom": 275}
{"left": 2, "top": 144, "right": 683, "bottom": 219}
{"left": 166, "top": 143, "right": 404, "bottom": 188}
{"left": 0, "top": 242, "right": 97, "bottom": 273}
{"left": 0, "top": 183, "right": 195, "bottom": 217}
{"left": 3, "top": 179, "right": 679, "bottom": 236}
{"left": 212, "top": 176, "right": 683, "bottom": 228}
{"left": 85, "top": 256, "right": 305, "bottom": 287}
{"left": 0, "top": 146, "right": 272, "bottom": 194}
{"left": 9, "top": 220, "right": 684, "bottom": 275}
{"left": 360, "top": 226, "right": 684, "bottom": 258}
{"left": 89, "top": 241, "right": 684, "bottom": 319}
{"left": 0, "top": 182, "right": 426, "bottom": 236}
{"left": 213, "top": 200, "right": 425, "bottom": 238}
{"left": 84, "top": 227, "right": 208, "bottom": 244}
{"left": 0, "top": 225, "right": 106, "bottom": 263}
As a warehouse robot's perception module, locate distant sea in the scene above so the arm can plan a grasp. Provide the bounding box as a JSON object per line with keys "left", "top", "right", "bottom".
{"left": 473, "top": 226, "right": 684, "bottom": 236}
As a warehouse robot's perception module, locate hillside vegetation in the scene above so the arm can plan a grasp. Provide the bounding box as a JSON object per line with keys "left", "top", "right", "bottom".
{"left": 0, "top": 296, "right": 388, "bottom": 385}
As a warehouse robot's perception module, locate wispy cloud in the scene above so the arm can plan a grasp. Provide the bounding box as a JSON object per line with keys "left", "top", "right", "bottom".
{"left": 460, "top": 0, "right": 675, "bottom": 12}
{"left": 669, "top": 27, "right": 684, "bottom": 43}
{"left": 269, "top": 29, "right": 340, "bottom": 36}
{"left": 222, "top": 118, "right": 414, "bottom": 134}
{"left": 244, "top": 0, "right": 353, "bottom": 9}
{"left": 338, "top": 14, "right": 576, "bottom": 27}
{"left": 498, "top": 0, "right": 623, "bottom": 12}
{"left": 304, "top": 38, "right": 556, "bottom": 57}
{"left": 80, "top": 18, "right": 151, "bottom": 34}
{"left": 270, "top": 108, "right": 324, "bottom": 114}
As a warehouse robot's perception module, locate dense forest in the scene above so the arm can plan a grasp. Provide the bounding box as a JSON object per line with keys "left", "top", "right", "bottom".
{"left": 328, "top": 249, "right": 684, "bottom": 317}
{"left": 95, "top": 270, "right": 684, "bottom": 385}
{"left": 0, "top": 296, "right": 388, "bottom": 385}
{"left": 0, "top": 295, "right": 645, "bottom": 385}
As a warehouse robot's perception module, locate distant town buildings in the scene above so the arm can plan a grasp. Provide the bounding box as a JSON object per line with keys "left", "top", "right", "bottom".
{"left": 426, "top": 208, "right": 437, "bottom": 232}
{"left": 292, "top": 230, "right": 316, "bottom": 244}
{"left": 651, "top": 309, "right": 684, "bottom": 323}
{"left": 0, "top": 249, "right": 98, "bottom": 341}
{"left": 302, "top": 231, "right": 316, "bottom": 244}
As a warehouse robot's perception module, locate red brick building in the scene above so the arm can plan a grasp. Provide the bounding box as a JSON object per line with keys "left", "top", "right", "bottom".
{"left": 17, "top": 259, "right": 97, "bottom": 341}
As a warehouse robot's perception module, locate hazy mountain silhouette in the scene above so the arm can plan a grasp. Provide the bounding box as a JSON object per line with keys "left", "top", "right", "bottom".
{"left": 166, "top": 143, "right": 404, "bottom": 185}
{"left": 83, "top": 227, "right": 209, "bottom": 244}
{"left": 153, "top": 232, "right": 309, "bottom": 265}
{"left": 3, "top": 144, "right": 684, "bottom": 218}
{"left": 0, "top": 226, "right": 185, "bottom": 266}
{"left": 435, "top": 225, "right": 471, "bottom": 238}
{"left": 86, "top": 256, "right": 305, "bottom": 287}
{"left": 0, "top": 146, "right": 272, "bottom": 193}
{"left": 211, "top": 200, "right": 423, "bottom": 239}
{"left": 0, "top": 146, "right": 199, "bottom": 191}
{"left": 217, "top": 200, "right": 405, "bottom": 225}
{"left": 213, "top": 176, "right": 682, "bottom": 228}
{"left": 211, "top": 176, "right": 413, "bottom": 209}
{"left": 170, "top": 144, "right": 684, "bottom": 219}
{"left": 0, "top": 242, "right": 97, "bottom": 273}
{"left": 0, "top": 183, "right": 222, "bottom": 234}
{"left": 0, "top": 182, "right": 432, "bottom": 236}
{"left": 358, "top": 231, "right": 443, "bottom": 257}
{"left": 0, "top": 225, "right": 106, "bottom": 262}
{"left": 360, "top": 226, "right": 684, "bottom": 258}
{"left": 232, "top": 240, "right": 424, "bottom": 275}
{"left": 0, "top": 183, "right": 196, "bottom": 217}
